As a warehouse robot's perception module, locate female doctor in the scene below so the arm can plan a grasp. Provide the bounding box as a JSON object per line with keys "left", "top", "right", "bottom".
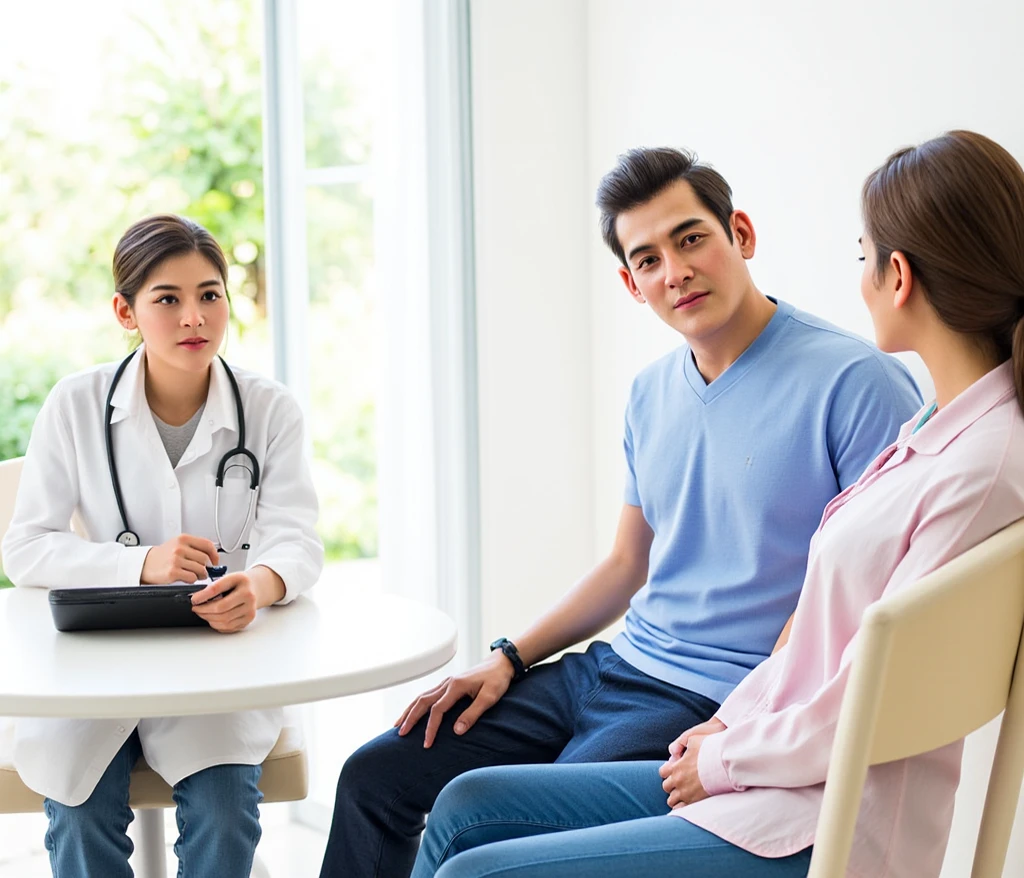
{"left": 1, "top": 214, "right": 324, "bottom": 878}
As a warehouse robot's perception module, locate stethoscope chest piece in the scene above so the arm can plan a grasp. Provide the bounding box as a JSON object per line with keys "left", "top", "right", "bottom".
{"left": 117, "top": 531, "right": 140, "bottom": 547}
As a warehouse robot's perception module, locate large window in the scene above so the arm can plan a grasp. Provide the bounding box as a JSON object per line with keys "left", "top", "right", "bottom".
{"left": 0, "top": 0, "right": 475, "bottom": 867}
{"left": 287, "top": 0, "right": 389, "bottom": 827}
{"left": 0, "top": 0, "right": 273, "bottom": 537}
{"left": 298, "top": 0, "right": 380, "bottom": 565}
{"left": 0, "top": 0, "right": 381, "bottom": 587}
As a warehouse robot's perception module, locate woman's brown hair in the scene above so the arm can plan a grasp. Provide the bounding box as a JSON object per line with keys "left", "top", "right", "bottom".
{"left": 862, "top": 130, "right": 1024, "bottom": 414}
{"left": 112, "top": 214, "right": 229, "bottom": 306}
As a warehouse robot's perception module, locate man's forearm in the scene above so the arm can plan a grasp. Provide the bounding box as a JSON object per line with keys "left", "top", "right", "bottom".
{"left": 511, "top": 554, "right": 646, "bottom": 668}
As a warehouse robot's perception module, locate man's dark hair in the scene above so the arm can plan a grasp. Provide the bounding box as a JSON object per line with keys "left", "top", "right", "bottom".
{"left": 596, "top": 147, "right": 734, "bottom": 265}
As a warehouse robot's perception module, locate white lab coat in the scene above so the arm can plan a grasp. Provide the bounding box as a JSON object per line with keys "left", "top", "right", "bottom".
{"left": 0, "top": 348, "right": 324, "bottom": 805}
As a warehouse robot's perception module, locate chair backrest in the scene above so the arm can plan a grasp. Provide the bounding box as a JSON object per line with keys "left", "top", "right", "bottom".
{"left": 809, "top": 517, "right": 1024, "bottom": 877}
{"left": 0, "top": 457, "right": 25, "bottom": 576}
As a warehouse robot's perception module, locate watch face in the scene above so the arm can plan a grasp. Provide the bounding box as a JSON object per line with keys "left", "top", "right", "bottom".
{"left": 490, "top": 637, "right": 507, "bottom": 651}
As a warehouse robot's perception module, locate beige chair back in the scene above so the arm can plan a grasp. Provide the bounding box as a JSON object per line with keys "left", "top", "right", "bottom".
{"left": 809, "top": 518, "right": 1024, "bottom": 877}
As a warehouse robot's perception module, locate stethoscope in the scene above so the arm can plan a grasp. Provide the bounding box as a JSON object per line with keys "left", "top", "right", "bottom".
{"left": 104, "top": 349, "right": 260, "bottom": 553}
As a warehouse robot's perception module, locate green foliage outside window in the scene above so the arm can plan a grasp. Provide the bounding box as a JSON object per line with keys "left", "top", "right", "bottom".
{"left": 0, "top": 0, "right": 378, "bottom": 579}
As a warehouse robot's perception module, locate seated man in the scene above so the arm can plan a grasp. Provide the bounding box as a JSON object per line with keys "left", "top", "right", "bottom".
{"left": 318, "top": 146, "right": 923, "bottom": 878}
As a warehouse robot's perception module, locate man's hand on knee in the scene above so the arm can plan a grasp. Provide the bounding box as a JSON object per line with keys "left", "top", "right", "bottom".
{"left": 394, "top": 652, "right": 517, "bottom": 748}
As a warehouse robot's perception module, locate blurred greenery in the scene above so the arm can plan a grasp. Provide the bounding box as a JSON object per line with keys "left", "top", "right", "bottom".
{"left": 0, "top": 0, "right": 378, "bottom": 568}
{"left": 0, "top": 353, "right": 74, "bottom": 461}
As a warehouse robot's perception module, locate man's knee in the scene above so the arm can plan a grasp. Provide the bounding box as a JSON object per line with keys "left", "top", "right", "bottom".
{"left": 337, "top": 729, "right": 408, "bottom": 805}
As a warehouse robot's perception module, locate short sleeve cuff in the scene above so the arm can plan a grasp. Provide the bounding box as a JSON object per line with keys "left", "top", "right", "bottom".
{"left": 697, "top": 730, "right": 736, "bottom": 797}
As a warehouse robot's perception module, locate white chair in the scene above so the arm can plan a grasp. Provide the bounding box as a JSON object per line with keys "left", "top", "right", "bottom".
{"left": 809, "top": 518, "right": 1024, "bottom": 877}
{"left": 0, "top": 455, "right": 309, "bottom": 878}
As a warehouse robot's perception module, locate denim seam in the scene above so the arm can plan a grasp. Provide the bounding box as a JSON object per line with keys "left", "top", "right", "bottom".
{"left": 372, "top": 732, "right": 571, "bottom": 878}
{"left": 571, "top": 655, "right": 624, "bottom": 725}
{"left": 43, "top": 800, "right": 59, "bottom": 878}
{"left": 118, "top": 744, "right": 136, "bottom": 878}
{"left": 243, "top": 781, "right": 264, "bottom": 876}
{"left": 174, "top": 784, "right": 191, "bottom": 878}
{"left": 437, "top": 818, "right": 616, "bottom": 868}
{"left": 465, "top": 843, "right": 724, "bottom": 877}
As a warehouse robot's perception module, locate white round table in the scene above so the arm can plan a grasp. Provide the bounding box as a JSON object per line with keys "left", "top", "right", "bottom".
{"left": 0, "top": 585, "right": 457, "bottom": 876}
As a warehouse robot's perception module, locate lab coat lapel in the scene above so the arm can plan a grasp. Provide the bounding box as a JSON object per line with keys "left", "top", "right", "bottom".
{"left": 106, "top": 347, "right": 144, "bottom": 427}
{"left": 106, "top": 346, "right": 166, "bottom": 464}
{"left": 185, "top": 357, "right": 239, "bottom": 464}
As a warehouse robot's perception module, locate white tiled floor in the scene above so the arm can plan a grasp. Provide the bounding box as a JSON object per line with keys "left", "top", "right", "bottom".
{"left": 0, "top": 803, "right": 327, "bottom": 877}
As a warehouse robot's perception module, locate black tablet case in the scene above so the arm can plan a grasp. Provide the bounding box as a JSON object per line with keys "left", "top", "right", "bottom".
{"left": 48, "top": 585, "right": 208, "bottom": 632}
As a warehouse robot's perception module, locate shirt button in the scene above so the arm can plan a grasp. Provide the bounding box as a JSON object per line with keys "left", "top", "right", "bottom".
{"left": 117, "top": 725, "right": 125, "bottom": 733}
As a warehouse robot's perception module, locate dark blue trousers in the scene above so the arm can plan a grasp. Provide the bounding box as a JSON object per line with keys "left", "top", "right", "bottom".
{"left": 318, "top": 641, "right": 719, "bottom": 878}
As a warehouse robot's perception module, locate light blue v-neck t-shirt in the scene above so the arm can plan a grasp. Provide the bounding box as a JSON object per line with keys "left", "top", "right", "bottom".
{"left": 612, "top": 298, "right": 923, "bottom": 704}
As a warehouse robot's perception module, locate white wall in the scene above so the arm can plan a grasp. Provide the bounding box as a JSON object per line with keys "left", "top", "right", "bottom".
{"left": 586, "top": 0, "right": 1024, "bottom": 550}
{"left": 471, "top": 0, "right": 1024, "bottom": 871}
{"left": 470, "top": 0, "right": 595, "bottom": 648}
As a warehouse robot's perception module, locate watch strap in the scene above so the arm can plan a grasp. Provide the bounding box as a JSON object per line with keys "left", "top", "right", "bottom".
{"left": 490, "top": 637, "right": 528, "bottom": 682}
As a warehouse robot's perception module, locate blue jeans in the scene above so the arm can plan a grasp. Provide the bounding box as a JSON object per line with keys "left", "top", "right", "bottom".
{"left": 411, "top": 761, "right": 812, "bottom": 878}
{"left": 42, "top": 730, "right": 263, "bottom": 878}
{"left": 319, "top": 641, "right": 720, "bottom": 878}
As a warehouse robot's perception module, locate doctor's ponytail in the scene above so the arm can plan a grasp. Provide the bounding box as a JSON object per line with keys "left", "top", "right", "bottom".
{"left": 862, "top": 130, "right": 1024, "bottom": 416}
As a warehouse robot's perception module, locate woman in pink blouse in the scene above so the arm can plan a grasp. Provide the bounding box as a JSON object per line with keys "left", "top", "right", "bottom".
{"left": 409, "top": 129, "right": 1024, "bottom": 878}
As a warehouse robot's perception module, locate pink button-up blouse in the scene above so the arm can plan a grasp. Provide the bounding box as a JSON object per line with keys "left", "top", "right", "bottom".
{"left": 676, "top": 361, "right": 1024, "bottom": 878}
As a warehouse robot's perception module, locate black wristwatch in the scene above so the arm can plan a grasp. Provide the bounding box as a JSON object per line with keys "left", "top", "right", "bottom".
{"left": 490, "top": 637, "right": 529, "bottom": 682}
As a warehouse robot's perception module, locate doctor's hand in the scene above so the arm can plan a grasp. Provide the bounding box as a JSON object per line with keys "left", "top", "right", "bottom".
{"left": 190, "top": 565, "right": 285, "bottom": 633}
{"left": 191, "top": 570, "right": 257, "bottom": 633}
{"left": 394, "top": 651, "right": 516, "bottom": 748}
{"left": 140, "top": 534, "right": 219, "bottom": 584}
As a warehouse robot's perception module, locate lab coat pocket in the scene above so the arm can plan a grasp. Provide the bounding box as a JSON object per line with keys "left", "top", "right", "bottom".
{"left": 205, "top": 473, "right": 257, "bottom": 573}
